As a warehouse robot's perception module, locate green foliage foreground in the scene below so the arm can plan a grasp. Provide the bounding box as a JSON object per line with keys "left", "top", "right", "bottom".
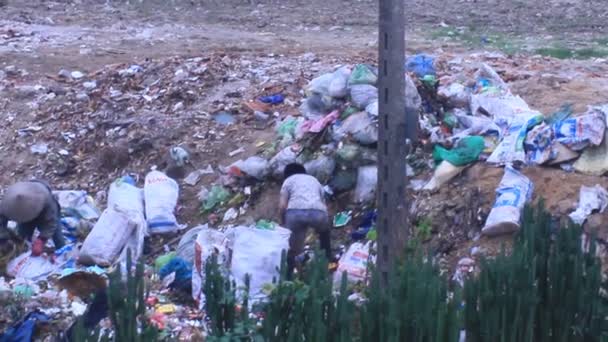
{"left": 72, "top": 202, "right": 608, "bottom": 341}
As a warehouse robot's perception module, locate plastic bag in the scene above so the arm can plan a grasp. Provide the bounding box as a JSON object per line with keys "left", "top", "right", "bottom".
{"left": 202, "top": 185, "right": 230, "bottom": 211}
{"left": 350, "top": 84, "right": 378, "bottom": 110}
{"left": 404, "top": 74, "right": 422, "bottom": 110}
{"left": 405, "top": 54, "right": 435, "bottom": 78}
{"left": 230, "top": 226, "right": 291, "bottom": 302}
{"left": 554, "top": 112, "right": 606, "bottom": 151}
{"left": 53, "top": 190, "right": 100, "bottom": 220}
{"left": 574, "top": 106, "right": 608, "bottom": 175}
{"left": 423, "top": 161, "right": 466, "bottom": 190}
{"left": 433, "top": 136, "right": 485, "bottom": 166}
{"left": 7, "top": 249, "right": 72, "bottom": 281}
{"left": 176, "top": 225, "right": 206, "bottom": 263}
{"left": 269, "top": 145, "right": 301, "bottom": 178}
{"left": 108, "top": 176, "right": 144, "bottom": 214}
{"left": 354, "top": 165, "right": 378, "bottom": 204}
{"left": 231, "top": 156, "right": 270, "bottom": 180}
{"left": 365, "top": 100, "right": 378, "bottom": 117}
{"left": 304, "top": 155, "right": 336, "bottom": 184}
{"left": 306, "top": 72, "right": 334, "bottom": 97}
{"left": 333, "top": 241, "right": 373, "bottom": 289}
{"left": 569, "top": 185, "right": 608, "bottom": 225}
{"left": 78, "top": 206, "right": 139, "bottom": 267}
{"left": 333, "top": 112, "right": 378, "bottom": 145}
{"left": 482, "top": 166, "right": 533, "bottom": 236}
{"left": 348, "top": 64, "right": 377, "bottom": 86}
{"left": 525, "top": 123, "right": 555, "bottom": 164}
{"left": 144, "top": 171, "right": 180, "bottom": 234}
{"left": 486, "top": 110, "right": 544, "bottom": 165}
{"left": 438, "top": 83, "right": 470, "bottom": 108}
{"left": 192, "top": 228, "right": 231, "bottom": 309}
{"left": 329, "top": 66, "right": 351, "bottom": 98}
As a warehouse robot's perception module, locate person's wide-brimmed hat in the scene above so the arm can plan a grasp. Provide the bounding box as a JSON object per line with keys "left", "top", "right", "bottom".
{"left": 0, "top": 182, "right": 48, "bottom": 223}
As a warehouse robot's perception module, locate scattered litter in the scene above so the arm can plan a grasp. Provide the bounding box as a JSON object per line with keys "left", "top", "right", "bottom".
{"left": 569, "top": 185, "right": 608, "bottom": 225}
{"left": 333, "top": 241, "right": 373, "bottom": 289}
{"left": 333, "top": 211, "right": 352, "bottom": 228}
{"left": 423, "top": 161, "right": 466, "bottom": 190}
{"left": 229, "top": 147, "right": 246, "bottom": 157}
{"left": 213, "top": 111, "right": 236, "bottom": 125}
{"left": 30, "top": 143, "right": 48, "bottom": 155}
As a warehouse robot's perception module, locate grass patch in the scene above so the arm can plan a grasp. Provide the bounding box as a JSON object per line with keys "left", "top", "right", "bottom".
{"left": 535, "top": 46, "right": 608, "bottom": 59}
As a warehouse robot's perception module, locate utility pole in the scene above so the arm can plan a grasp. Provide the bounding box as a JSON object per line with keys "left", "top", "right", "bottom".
{"left": 377, "top": 0, "right": 409, "bottom": 286}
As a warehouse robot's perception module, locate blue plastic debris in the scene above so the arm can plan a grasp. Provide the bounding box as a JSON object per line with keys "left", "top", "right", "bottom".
{"left": 159, "top": 257, "right": 192, "bottom": 291}
{"left": 0, "top": 311, "right": 49, "bottom": 342}
{"left": 406, "top": 54, "right": 436, "bottom": 78}
{"left": 259, "top": 94, "right": 285, "bottom": 105}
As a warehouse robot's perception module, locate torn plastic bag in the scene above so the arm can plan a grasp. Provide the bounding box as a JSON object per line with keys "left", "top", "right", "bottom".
{"left": 333, "top": 112, "right": 378, "bottom": 145}
{"left": 487, "top": 111, "right": 543, "bottom": 165}
{"left": 7, "top": 246, "right": 75, "bottom": 281}
{"left": 231, "top": 156, "right": 270, "bottom": 180}
{"left": 569, "top": 185, "right": 608, "bottom": 225}
{"left": 145, "top": 171, "right": 181, "bottom": 234}
{"left": 348, "top": 64, "right": 378, "bottom": 86}
{"left": 354, "top": 165, "right": 378, "bottom": 204}
{"left": 304, "top": 155, "right": 336, "bottom": 184}
{"left": 525, "top": 123, "right": 556, "bottom": 165}
{"left": 350, "top": 84, "right": 378, "bottom": 110}
{"left": 474, "top": 63, "right": 508, "bottom": 91}
{"left": 423, "top": 161, "right": 466, "bottom": 190}
{"left": 333, "top": 241, "right": 374, "bottom": 289}
{"left": 482, "top": 166, "right": 533, "bottom": 236}
{"left": 192, "top": 228, "right": 230, "bottom": 310}
{"left": 554, "top": 111, "right": 606, "bottom": 151}
{"left": 573, "top": 105, "right": 608, "bottom": 175}
{"left": 269, "top": 144, "right": 302, "bottom": 178}
{"left": 438, "top": 83, "right": 471, "bottom": 108}
{"left": 230, "top": 226, "right": 291, "bottom": 302}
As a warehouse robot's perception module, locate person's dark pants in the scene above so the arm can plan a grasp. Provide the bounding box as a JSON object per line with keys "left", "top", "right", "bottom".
{"left": 284, "top": 209, "right": 331, "bottom": 278}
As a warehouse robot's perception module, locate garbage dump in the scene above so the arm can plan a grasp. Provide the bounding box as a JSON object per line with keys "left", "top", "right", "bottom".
{"left": 3, "top": 45, "right": 608, "bottom": 340}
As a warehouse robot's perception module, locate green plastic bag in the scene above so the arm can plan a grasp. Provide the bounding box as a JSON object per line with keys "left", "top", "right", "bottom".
{"left": 433, "top": 136, "right": 485, "bottom": 166}
{"left": 155, "top": 252, "right": 176, "bottom": 272}
{"left": 348, "top": 64, "right": 377, "bottom": 86}
{"left": 333, "top": 211, "right": 352, "bottom": 228}
{"left": 203, "top": 185, "right": 231, "bottom": 211}
{"left": 276, "top": 117, "right": 298, "bottom": 139}
{"left": 256, "top": 219, "right": 276, "bottom": 230}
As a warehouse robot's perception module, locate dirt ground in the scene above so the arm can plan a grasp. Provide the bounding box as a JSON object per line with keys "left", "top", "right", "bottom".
{"left": 2, "top": 0, "right": 608, "bottom": 308}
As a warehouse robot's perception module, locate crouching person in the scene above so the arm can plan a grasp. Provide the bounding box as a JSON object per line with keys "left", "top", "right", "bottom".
{"left": 0, "top": 181, "right": 65, "bottom": 256}
{"left": 279, "top": 163, "right": 332, "bottom": 278}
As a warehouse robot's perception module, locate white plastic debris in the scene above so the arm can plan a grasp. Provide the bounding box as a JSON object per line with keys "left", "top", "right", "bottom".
{"left": 30, "top": 143, "right": 48, "bottom": 155}
{"left": 423, "top": 161, "right": 466, "bottom": 190}
{"left": 569, "top": 185, "right": 608, "bottom": 225}
{"left": 482, "top": 166, "right": 534, "bottom": 236}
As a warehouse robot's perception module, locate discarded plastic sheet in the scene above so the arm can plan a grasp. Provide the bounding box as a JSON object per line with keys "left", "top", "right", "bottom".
{"left": 230, "top": 225, "right": 291, "bottom": 302}
{"left": 333, "top": 241, "right": 374, "bottom": 289}
{"left": 569, "top": 185, "right": 608, "bottom": 225}
{"left": 53, "top": 190, "right": 100, "bottom": 220}
{"left": 433, "top": 136, "right": 485, "bottom": 166}
{"left": 231, "top": 156, "right": 269, "bottom": 180}
{"left": 438, "top": 83, "right": 470, "bottom": 108}
{"left": 192, "top": 228, "right": 231, "bottom": 309}
{"left": 145, "top": 171, "right": 181, "bottom": 234}
{"left": 482, "top": 166, "right": 533, "bottom": 236}
{"left": 423, "top": 161, "right": 466, "bottom": 191}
